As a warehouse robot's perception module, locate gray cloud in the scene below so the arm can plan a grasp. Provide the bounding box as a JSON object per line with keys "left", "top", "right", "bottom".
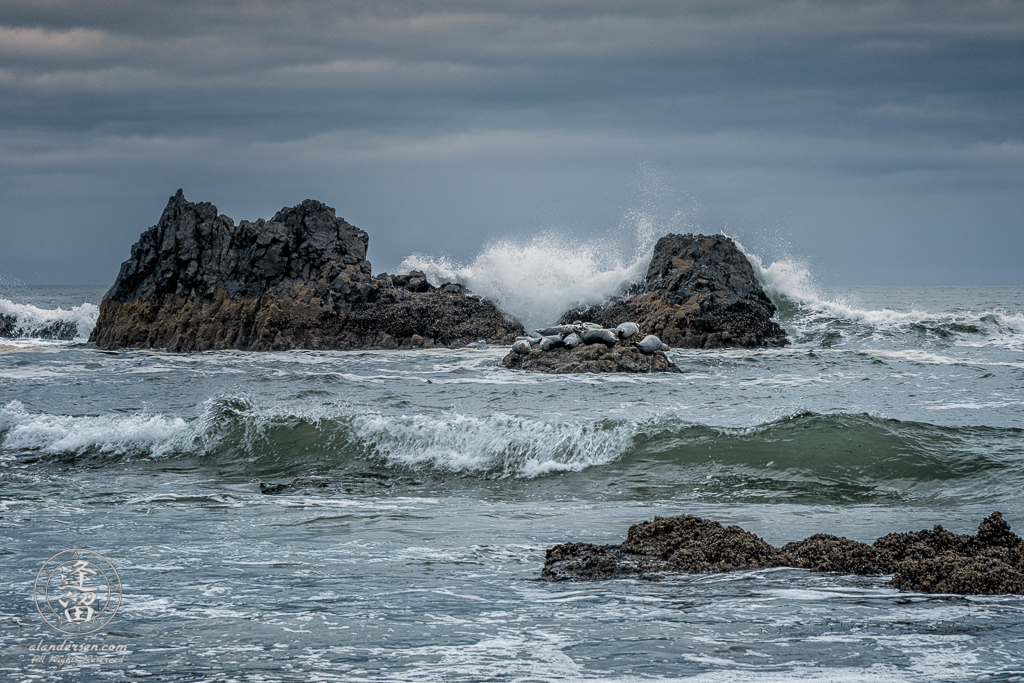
{"left": 0, "top": 0, "right": 1021, "bottom": 285}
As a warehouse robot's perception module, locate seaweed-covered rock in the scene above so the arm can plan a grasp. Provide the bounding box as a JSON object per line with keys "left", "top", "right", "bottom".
{"left": 622, "top": 515, "right": 786, "bottom": 573}
{"left": 781, "top": 534, "right": 879, "bottom": 575}
{"left": 89, "top": 191, "right": 523, "bottom": 351}
{"left": 501, "top": 343, "right": 681, "bottom": 374}
{"left": 542, "top": 512, "right": 1024, "bottom": 595}
{"left": 542, "top": 544, "right": 634, "bottom": 581}
{"left": 560, "top": 234, "right": 788, "bottom": 349}
{"left": 878, "top": 512, "right": 1024, "bottom": 594}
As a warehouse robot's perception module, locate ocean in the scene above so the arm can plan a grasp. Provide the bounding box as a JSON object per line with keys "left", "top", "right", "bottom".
{"left": 2, "top": 250, "right": 1024, "bottom": 681}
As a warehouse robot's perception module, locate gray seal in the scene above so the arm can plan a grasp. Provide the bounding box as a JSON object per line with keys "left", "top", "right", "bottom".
{"left": 511, "top": 339, "right": 533, "bottom": 355}
{"left": 563, "top": 332, "right": 582, "bottom": 348}
{"left": 636, "top": 334, "right": 667, "bottom": 354}
{"left": 616, "top": 322, "right": 640, "bottom": 340}
{"left": 582, "top": 329, "right": 618, "bottom": 346}
{"left": 516, "top": 336, "right": 541, "bottom": 346}
{"left": 539, "top": 335, "right": 564, "bottom": 351}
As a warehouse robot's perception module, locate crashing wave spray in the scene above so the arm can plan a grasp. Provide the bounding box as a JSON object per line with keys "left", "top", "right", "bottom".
{"left": 732, "top": 238, "right": 1024, "bottom": 349}
{"left": 0, "top": 299, "right": 98, "bottom": 341}
{"left": 399, "top": 211, "right": 694, "bottom": 331}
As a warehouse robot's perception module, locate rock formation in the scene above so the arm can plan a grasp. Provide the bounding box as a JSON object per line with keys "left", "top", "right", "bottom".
{"left": 560, "top": 234, "right": 788, "bottom": 349}
{"left": 89, "top": 190, "right": 523, "bottom": 351}
{"left": 90, "top": 193, "right": 789, "bottom": 354}
{"left": 502, "top": 342, "right": 681, "bottom": 374}
{"left": 542, "top": 512, "right": 1024, "bottom": 595}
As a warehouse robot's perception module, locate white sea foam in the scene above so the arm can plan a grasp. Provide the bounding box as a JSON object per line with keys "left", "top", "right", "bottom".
{"left": 739, "top": 245, "right": 931, "bottom": 327}
{"left": 398, "top": 207, "right": 676, "bottom": 331}
{"left": 0, "top": 400, "right": 188, "bottom": 457}
{"left": 0, "top": 298, "right": 99, "bottom": 341}
{"left": 735, "top": 240, "right": 1024, "bottom": 350}
{"left": 353, "top": 412, "right": 637, "bottom": 477}
{"left": 0, "top": 397, "right": 641, "bottom": 477}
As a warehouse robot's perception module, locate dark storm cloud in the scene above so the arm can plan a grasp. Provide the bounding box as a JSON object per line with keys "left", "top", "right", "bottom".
{"left": 3, "top": 0, "right": 1020, "bottom": 136}
{"left": 0, "top": 1, "right": 1022, "bottom": 284}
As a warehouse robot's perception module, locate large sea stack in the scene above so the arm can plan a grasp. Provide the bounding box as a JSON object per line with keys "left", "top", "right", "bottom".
{"left": 89, "top": 190, "right": 524, "bottom": 351}
{"left": 560, "top": 234, "right": 788, "bottom": 349}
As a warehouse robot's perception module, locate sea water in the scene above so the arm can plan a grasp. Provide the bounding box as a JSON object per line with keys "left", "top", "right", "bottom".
{"left": 2, "top": 250, "right": 1024, "bottom": 681}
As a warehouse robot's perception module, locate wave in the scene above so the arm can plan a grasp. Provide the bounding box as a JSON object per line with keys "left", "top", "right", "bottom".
{"left": 397, "top": 209, "right": 670, "bottom": 331}
{"left": 635, "top": 411, "right": 1018, "bottom": 481}
{"left": 0, "top": 299, "right": 98, "bottom": 341}
{"left": 397, "top": 216, "right": 1023, "bottom": 352}
{"left": 737, "top": 244, "right": 1024, "bottom": 350}
{"left": 0, "top": 400, "right": 187, "bottom": 459}
{"left": 3, "top": 399, "right": 1020, "bottom": 486}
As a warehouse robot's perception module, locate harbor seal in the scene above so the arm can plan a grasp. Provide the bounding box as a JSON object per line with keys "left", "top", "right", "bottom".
{"left": 511, "top": 339, "right": 533, "bottom": 355}
{"left": 582, "top": 329, "right": 618, "bottom": 347}
{"left": 616, "top": 322, "right": 640, "bottom": 340}
{"left": 636, "top": 334, "right": 669, "bottom": 354}
{"left": 540, "top": 335, "right": 564, "bottom": 351}
{"left": 563, "top": 332, "right": 582, "bottom": 348}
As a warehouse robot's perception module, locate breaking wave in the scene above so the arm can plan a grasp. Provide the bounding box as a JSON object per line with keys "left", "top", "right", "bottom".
{"left": 398, "top": 207, "right": 677, "bottom": 331}
{"left": 3, "top": 398, "right": 1020, "bottom": 487}
{"left": 0, "top": 299, "right": 98, "bottom": 341}
{"left": 737, "top": 243, "right": 1024, "bottom": 350}
{"left": 397, "top": 213, "right": 1023, "bottom": 352}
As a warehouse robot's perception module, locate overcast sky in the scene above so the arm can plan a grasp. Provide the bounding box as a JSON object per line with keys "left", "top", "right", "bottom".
{"left": 1, "top": 0, "right": 1021, "bottom": 286}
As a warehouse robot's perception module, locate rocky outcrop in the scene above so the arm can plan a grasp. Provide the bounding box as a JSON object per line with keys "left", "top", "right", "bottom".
{"left": 501, "top": 342, "right": 681, "bottom": 373}
{"left": 560, "top": 234, "right": 787, "bottom": 349}
{"left": 542, "top": 512, "right": 1024, "bottom": 595}
{"left": 89, "top": 191, "right": 523, "bottom": 351}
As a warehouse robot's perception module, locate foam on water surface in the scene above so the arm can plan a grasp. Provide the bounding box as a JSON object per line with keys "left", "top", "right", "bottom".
{"left": 0, "top": 298, "right": 98, "bottom": 341}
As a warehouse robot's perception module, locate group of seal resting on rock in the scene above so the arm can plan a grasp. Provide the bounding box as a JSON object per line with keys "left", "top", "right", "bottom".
{"left": 502, "top": 320, "right": 681, "bottom": 374}
{"left": 561, "top": 233, "right": 788, "bottom": 349}
{"left": 542, "top": 511, "right": 1024, "bottom": 595}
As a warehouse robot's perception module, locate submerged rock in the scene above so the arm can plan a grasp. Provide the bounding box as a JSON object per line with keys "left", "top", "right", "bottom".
{"left": 502, "top": 343, "right": 681, "bottom": 374}
{"left": 89, "top": 190, "right": 523, "bottom": 351}
{"left": 560, "top": 234, "right": 788, "bottom": 349}
{"left": 542, "top": 512, "right": 1024, "bottom": 594}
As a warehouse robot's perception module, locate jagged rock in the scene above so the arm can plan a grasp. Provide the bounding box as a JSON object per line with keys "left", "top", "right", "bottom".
{"left": 542, "top": 512, "right": 1024, "bottom": 594}
{"left": 560, "top": 234, "right": 788, "bottom": 349}
{"left": 501, "top": 343, "right": 681, "bottom": 374}
{"left": 89, "top": 191, "right": 523, "bottom": 351}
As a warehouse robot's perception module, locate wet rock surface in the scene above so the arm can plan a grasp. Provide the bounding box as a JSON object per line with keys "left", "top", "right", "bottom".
{"left": 90, "top": 191, "right": 523, "bottom": 351}
{"left": 560, "top": 234, "right": 788, "bottom": 349}
{"left": 501, "top": 343, "right": 681, "bottom": 373}
{"left": 543, "top": 512, "right": 1024, "bottom": 594}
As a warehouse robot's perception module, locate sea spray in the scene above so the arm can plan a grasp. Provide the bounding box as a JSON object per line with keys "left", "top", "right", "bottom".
{"left": 733, "top": 239, "right": 1024, "bottom": 350}
{"left": 0, "top": 299, "right": 98, "bottom": 340}
{"left": 398, "top": 208, "right": 673, "bottom": 331}
{"left": 0, "top": 400, "right": 188, "bottom": 459}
